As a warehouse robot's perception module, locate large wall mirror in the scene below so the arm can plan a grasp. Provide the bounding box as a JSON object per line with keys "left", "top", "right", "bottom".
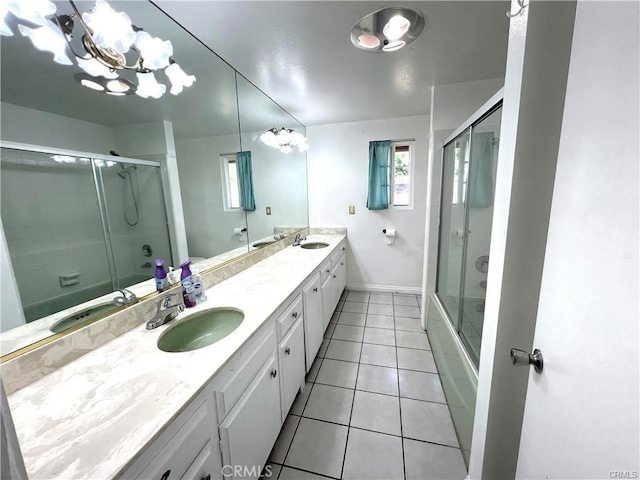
{"left": 0, "top": 1, "right": 308, "bottom": 358}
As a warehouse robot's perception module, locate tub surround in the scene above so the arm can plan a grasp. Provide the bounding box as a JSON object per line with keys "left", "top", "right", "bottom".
{"left": 6, "top": 233, "right": 345, "bottom": 480}
{"left": 0, "top": 228, "right": 312, "bottom": 394}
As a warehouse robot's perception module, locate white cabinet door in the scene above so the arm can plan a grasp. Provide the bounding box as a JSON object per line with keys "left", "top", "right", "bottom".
{"left": 219, "top": 355, "right": 281, "bottom": 480}
{"left": 180, "top": 441, "right": 221, "bottom": 480}
{"left": 321, "top": 273, "right": 333, "bottom": 329}
{"left": 335, "top": 254, "right": 346, "bottom": 303}
{"left": 302, "top": 272, "right": 323, "bottom": 371}
{"left": 330, "top": 261, "right": 340, "bottom": 313}
{"left": 278, "top": 317, "right": 305, "bottom": 418}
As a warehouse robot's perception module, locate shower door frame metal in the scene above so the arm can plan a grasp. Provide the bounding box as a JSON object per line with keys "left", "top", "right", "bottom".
{"left": 436, "top": 88, "right": 504, "bottom": 369}
{"left": 0, "top": 141, "right": 172, "bottom": 292}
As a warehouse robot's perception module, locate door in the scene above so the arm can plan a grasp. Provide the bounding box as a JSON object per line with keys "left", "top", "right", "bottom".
{"left": 515, "top": 2, "right": 639, "bottom": 478}
{"left": 278, "top": 317, "right": 305, "bottom": 418}
{"left": 302, "top": 272, "right": 323, "bottom": 371}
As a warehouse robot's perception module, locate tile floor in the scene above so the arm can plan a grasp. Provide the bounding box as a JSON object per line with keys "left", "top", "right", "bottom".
{"left": 264, "top": 290, "right": 467, "bottom": 480}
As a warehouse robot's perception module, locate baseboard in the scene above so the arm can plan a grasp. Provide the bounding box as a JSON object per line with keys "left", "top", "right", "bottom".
{"left": 346, "top": 283, "right": 422, "bottom": 295}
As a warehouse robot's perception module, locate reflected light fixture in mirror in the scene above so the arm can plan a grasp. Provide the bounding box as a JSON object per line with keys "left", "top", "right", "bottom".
{"left": 260, "top": 128, "right": 309, "bottom": 153}
{"left": 350, "top": 6, "right": 425, "bottom": 53}
{"left": 1, "top": 0, "right": 196, "bottom": 99}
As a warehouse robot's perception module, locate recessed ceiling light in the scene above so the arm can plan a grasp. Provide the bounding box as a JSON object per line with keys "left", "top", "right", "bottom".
{"left": 80, "top": 79, "right": 105, "bottom": 91}
{"left": 383, "top": 40, "right": 406, "bottom": 52}
{"left": 350, "top": 7, "right": 424, "bottom": 53}
{"left": 357, "top": 34, "right": 380, "bottom": 49}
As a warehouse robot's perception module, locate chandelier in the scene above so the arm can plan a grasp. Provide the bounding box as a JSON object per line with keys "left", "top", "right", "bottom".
{"left": 0, "top": 0, "right": 196, "bottom": 98}
{"left": 260, "top": 128, "right": 309, "bottom": 154}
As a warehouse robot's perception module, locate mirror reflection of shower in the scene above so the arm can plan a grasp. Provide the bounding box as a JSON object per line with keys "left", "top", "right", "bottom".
{"left": 118, "top": 163, "right": 139, "bottom": 226}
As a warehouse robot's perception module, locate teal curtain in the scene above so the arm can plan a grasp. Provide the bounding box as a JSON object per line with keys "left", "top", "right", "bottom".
{"left": 366, "top": 140, "right": 391, "bottom": 210}
{"left": 236, "top": 151, "right": 256, "bottom": 212}
{"left": 469, "top": 133, "right": 495, "bottom": 208}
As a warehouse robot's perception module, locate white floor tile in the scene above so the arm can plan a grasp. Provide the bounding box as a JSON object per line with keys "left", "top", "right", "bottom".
{"left": 394, "top": 316, "right": 424, "bottom": 332}
{"left": 337, "top": 312, "right": 367, "bottom": 327}
{"left": 397, "top": 347, "right": 437, "bottom": 373}
{"left": 360, "top": 343, "right": 397, "bottom": 368}
{"left": 332, "top": 325, "right": 365, "bottom": 343}
{"left": 285, "top": 418, "right": 348, "bottom": 479}
{"left": 342, "top": 428, "right": 404, "bottom": 480}
{"left": 401, "top": 398, "right": 459, "bottom": 447}
{"left": 356, "top": 364, "right": 399, "bottom": 396}
{"left": 316, "top": 359, "right": 359, "bottom": 389}
{"left": 369, "top": 293, "right": 393, "bottom": 305}
{"left": 325, "top": 339, "right": 362, "bottom": 363}
{"left": 393, "top": 294, "right": 419, "bottom": 306}
{"left": 394, "top": 305, "right": 421, "bottom": 318}
{"left": 368, "top": 303, "right": 394, "bottom": 316}
{"left": 346, "top": 291, "right": 370, "bottom": 303}
{"left": 365, "top": 314, "right": 394, "bottom": 330}
{"left": 278, "top": 466, "right": 327, "bottom": 480}
{"left": 395, "top": 330, "right": 431, "bottom": 350}
{"left": 399, "top": 369, "right": 446, "bottom": 404}
{"left": 350, "top": 390, "right": 401, "bottom": 436}
{"left": 303, "top": 384, "right": 354, "bottom": 425}
{"left": 342, "top": 302, "right": 368, "bottom": 314}
{"left": 363, "top": 327, "right": 396, "bottom": 346}
{"left": 404, "top": 438, "right": 467, "bottom": 480}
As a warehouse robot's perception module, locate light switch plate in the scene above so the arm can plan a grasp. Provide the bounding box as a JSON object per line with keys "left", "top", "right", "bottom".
{"left": 349, "top": 205, "right": 355, "bottom": 214}
{"left": 266, "top": 207, "right": 271, "bottom": 215}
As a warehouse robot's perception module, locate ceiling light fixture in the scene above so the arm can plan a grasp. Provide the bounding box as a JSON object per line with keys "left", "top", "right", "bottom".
{"left": 350, "top": 6, "right": 424, "bottom": 53}
{"left": 1, "top": 0, "right": 196, "bottom": 99}
{"left": 260, "top": 128, "right": 309, "bottom": 154}
{"left": 74, "top": 73, "right": 136, "bottom": 95}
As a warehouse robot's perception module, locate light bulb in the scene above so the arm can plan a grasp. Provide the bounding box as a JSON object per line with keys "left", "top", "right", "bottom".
{"left": 106, "top": 79, "right": 130, "bottom": 93}
{"left": 357, "top": 34, "right": 380, "bottom": 49}
{"left": 6, "top": 0, "right": 57, "bottom": 26}
{"left": 135, "top": 31, "right": 173, "bottom": 70}
{"left": 82, "top": 0, "right": 135, "bottom": 54}
{"left": 77, "top": 57, "right": 118, "bottom": 79}
{"left": 164, "top": 62, "right": 196, "bottom": 95}
{"left": 135, "top": 72, "right": 166, "bottom": 99}
{"left": 18, "top": 21, "right": 72, "bottom": 65}
{"left": 383, "top": 15, "right": 410, "bottom": 41}
{"left": 280, "top": 145, "right": 293, "bottom": 154}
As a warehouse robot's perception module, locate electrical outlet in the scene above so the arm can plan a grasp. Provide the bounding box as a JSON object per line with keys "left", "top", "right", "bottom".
{"left": 349, "top": 205, "right": 355, "bottom": 215}
{"left": 266, "top": 207, "right": 271, "bottom": 215}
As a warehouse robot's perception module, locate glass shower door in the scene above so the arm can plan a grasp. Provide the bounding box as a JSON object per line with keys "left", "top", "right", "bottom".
{"left": 436, "top": 129, "right": 471, "bottom": 329}
{"left": 97, "top": 161, "right": 172, "bottom": 290}
{"left": 459, "top": 106, "right": 502, "bottom": 365}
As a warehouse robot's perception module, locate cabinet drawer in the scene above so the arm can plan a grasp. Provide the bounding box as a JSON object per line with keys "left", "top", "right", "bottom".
{"left": 138, "top": 401, "right": 210, "bottom": 480}
{"left": 276, "top": 293, "right": 303, "bottom": 341}
{"left": 215, "top": 325, "right": 276, "bottom": 421}
{"left": 330, "top": 241, "right": 346, "bottom": 266}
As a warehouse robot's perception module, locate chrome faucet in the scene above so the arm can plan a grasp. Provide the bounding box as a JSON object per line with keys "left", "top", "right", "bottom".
{"left": 112, "top": 288, "right": 137, "bottom": 306}
{"left": 146, "top": 293, "right": 184, "bottom": 330}
{"left": 293, "top": 233, "right": 307, "bottom": 246}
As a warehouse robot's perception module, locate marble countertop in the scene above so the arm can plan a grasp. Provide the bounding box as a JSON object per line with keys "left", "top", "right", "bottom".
{"left": 7, "top": 234, "right": 346, "bottom": 480}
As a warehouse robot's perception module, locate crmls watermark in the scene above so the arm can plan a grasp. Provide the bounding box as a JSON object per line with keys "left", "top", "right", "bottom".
{"left": 222, "top": 464, "right": 274, "bottom": 478}
{"left": 609, "top": 471, "right": 638, "bottom": 479}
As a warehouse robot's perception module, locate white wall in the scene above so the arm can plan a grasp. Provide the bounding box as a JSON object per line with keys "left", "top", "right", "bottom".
{"left": 307, "top": 115, "right": 429, "bottom": 292}
{"left": 176, "top": 134, "right": 247, "bottom": 257}
{"left": 0, "top": 102, "right": 115, "bottom": 153}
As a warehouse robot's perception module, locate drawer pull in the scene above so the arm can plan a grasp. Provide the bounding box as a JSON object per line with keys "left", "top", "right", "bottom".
{"left": 313, "top": 287, "right": 318, "bottom": 293}
{"left": 332, "top": 275, "right": 336, "bottom": 278}
{"left": 341, "top": 262, "right": 344, "bottom": 266}
{"left": 160, "top": 470, "right": 171, "bottom": 480}
{"left": 271, "top": 369, "right": 278, "bottom": 378}
{"left": 325, "top": 269, "right": 330, "bottom": 273}
{"left": 201, "top": 475, "right": 211, "bottom": 480}
{"left": 285, "top": 347, "right": 291, "bottom": 355}
{"left": 342, "top": 246, "right": 346, "bottom": 251}
{"left": 292, "top": 311, "right": 299, "bottom": 319}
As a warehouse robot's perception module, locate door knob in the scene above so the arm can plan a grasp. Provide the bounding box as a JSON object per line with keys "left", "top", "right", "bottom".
{"left": 510, "top": 348, "right": 543, "bottom": 374}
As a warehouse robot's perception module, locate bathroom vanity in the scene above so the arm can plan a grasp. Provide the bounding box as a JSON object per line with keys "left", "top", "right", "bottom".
{"left": 6, "top": 234, "right": 347, "bottom": 480}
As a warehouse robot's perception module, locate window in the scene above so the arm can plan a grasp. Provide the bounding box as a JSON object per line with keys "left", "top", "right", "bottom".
{"left": 220, "top": 154, "right": 241, "bottom": 210}
{"left": 389, "top": 142, "right": 414, "bottom": 208}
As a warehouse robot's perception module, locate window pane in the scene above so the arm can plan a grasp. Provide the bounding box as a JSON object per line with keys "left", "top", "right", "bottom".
{"left": 393, "top": 147, "right": 410, "bottom": 206}
{"left": 228, "top": 160, "right": 240, "bottom": 209}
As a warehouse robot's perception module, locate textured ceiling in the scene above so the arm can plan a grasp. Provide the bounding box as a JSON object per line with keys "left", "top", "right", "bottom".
{"left": 155, "top": 1, "right": 510, "bottom": 126}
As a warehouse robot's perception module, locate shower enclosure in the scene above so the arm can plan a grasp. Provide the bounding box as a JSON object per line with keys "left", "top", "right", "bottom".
{"left": 0, "top": 144, "right": 173, "bottom": 322}
{"left": 436, "top": 100, "right": 502, "bottom": 367}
